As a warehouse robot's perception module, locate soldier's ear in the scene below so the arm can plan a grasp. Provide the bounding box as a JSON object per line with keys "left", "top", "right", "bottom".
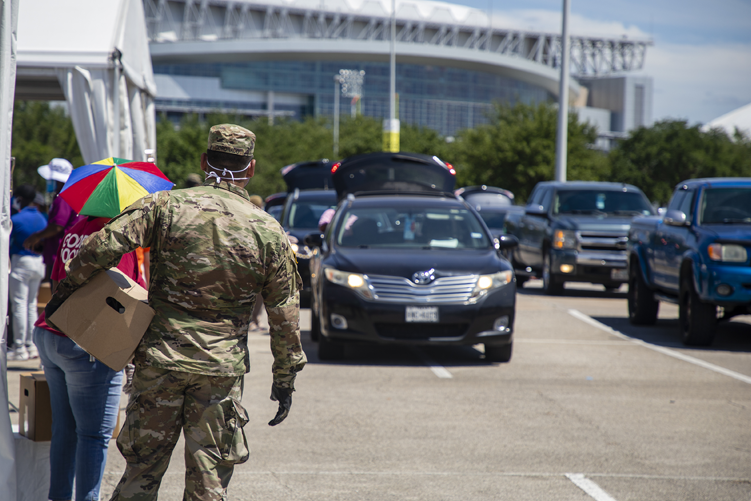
{"left": 200, "top": 153, "right": 208, "bottom": 173}
{"left": 247, "top": 159, "right": 256, "bottom": 179}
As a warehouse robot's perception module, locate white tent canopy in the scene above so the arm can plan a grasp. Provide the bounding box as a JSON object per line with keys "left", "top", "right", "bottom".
{"left": 2, "top": 1, "right": 156, "bottom": 498}
{"left": 16, "top": 0, "right": 157, "bottom": 163}
{"left": 703, "top": 102, "right": 751, "bottom": 139}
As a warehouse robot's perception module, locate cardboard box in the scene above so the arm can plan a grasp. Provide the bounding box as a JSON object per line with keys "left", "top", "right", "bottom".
{"left": 49, "top": 268, "right": 155, "bottom": 372}
{"left": 19, "top": 372, "right": 52, "bottom": 442}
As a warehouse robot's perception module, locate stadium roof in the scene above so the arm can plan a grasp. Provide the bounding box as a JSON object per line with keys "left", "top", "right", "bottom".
{"left": 145, "top": 0, "right": 651, "bottom": 80}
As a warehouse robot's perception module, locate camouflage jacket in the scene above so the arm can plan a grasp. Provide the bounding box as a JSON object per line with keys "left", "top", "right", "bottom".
{"left": 59, "top": 180, "right": 306, "bottom": 388}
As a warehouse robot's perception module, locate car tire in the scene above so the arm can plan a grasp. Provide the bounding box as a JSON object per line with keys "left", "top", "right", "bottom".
{"left": 542, "top": 251, "right": 564, "bottom": 295}
{"left": 310, "top": 308, "right": 320, "bottom": 342}
{"left": 679, "top": 272, "right": 716, "bottom": 346}
{"left": 627, "top": 265, "right": 659, "bottom": 325}
{"left": 318, "top": 335, "right": 345, "bottom": 360}
{"left": 485, "top": 343, "right": 512, "bottom": 363}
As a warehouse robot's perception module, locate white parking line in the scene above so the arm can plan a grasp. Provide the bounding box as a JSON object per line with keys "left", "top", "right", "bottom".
{"left": 565, "top": 473, "right": 618, "bottom": 501}
{"left": 568, "top": 309, "right": 751, "bottom": 385}
{"left": 412, "top": 348, "right": 453, "bottom": 379}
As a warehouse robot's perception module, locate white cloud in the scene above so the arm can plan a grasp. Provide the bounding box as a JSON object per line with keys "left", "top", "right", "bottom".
{"left": 641, "top": 42, "right": 751, "bottom": 124}
{"left": 491, "top": 9, "right": 650, "bottom": 39}
{"left": 488, "top": 8, "right": 751, "bottom": 124}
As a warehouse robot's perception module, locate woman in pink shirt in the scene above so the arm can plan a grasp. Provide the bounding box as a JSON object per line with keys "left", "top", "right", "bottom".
{"left": 33, "top": 216, "right": 142, "bottom": 501}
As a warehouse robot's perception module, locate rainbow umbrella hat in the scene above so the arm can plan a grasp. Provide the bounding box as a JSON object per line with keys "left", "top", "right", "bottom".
{"left": 59, "top": 157, "right": 174, "bottom": 218}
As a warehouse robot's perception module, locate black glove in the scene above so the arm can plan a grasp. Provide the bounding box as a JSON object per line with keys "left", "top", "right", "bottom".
{"left": 268, "top": 384, "right": 293, "bottom": 426}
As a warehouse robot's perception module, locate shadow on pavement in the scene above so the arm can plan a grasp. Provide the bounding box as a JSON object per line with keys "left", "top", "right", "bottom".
{"left": 518, "top": 283, "right": 627, "bottom": 300}
{"left": 300, "top": 332, "right": 500, "bottom": 368}
{"left": 590, "top": 314, "right": 751, "bottom": 354}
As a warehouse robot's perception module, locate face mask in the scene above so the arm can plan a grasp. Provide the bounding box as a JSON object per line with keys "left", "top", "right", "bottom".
{"left": 205, "top": 159, "right": 251, "bottom": 183}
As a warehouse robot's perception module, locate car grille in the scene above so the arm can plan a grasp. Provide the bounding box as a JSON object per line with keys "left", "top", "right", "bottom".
{"left": 366, "top": 274, "right": 477, "bottom": 303}
{"left": 577, "top": 232, "right": 628, "bottom": 252}
{"left": 374, "top": 323, "right": 469, "bottom": 339}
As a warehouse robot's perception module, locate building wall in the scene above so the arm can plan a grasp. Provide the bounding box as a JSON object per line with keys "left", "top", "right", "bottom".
{"left": 579, "top": 75, "right": 653, "bottom": 133}
{"left": 153, "top": 59, "right": 554, "bottom": 136}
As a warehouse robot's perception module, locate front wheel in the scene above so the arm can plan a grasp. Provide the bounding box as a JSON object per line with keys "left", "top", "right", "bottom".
{"left": 542, "top": 251, "right": 564, "bottom": 295}
{"left": 627, "top": 265, "right": 659, "bottom": 325}
{"left": 485, "top": 343, "right": 512, "bottom": 363}
{"left": 679, "top": 272, "right": 716, "bottom": 346}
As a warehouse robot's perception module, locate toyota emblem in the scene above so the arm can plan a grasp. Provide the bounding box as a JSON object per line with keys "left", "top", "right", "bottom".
{"left": 412, "top": 268, "right": 436, "bottom": 285}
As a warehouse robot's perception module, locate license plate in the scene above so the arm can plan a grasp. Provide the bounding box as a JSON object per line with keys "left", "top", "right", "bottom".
{"left": 611, "top": 268, "right": 629, "bottom": 280}
{"left": 406, "top": 306, "right": 439, "bottom": 323}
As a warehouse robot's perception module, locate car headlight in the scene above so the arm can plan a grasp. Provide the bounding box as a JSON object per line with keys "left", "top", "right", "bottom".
{"left": 290, "top": 243, "right": 314, "bottom": 259}
{"left": 470, "top": 270, "right": 513, "bottom": 300}
{"left": 324, "top": 267, "right": 373, "bottom": 299}
{"left": 708, "top": 243, "right": 748, "bottom": 262}
{"left": 553, "top": 229, "right": 577, "bottom": 249}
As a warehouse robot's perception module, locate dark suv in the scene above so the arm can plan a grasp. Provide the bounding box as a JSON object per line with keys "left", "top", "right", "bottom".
{"left": 306, "top": 152, "right": 519, "bottom": 362}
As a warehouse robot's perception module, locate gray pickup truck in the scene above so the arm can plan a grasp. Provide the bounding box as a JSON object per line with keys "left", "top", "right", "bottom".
{"left": 504, "top": 181, "right": 656, "bottom": 294}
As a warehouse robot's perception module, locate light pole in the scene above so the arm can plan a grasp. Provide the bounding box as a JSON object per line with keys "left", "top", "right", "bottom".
{"left": 333, "top": 75, "right": 342, "bottom": 158}
{"left": 554, "top": 0, "right": 571, "bottom": 182}
{"left": 333, "top": 69, "right": 365, "bottom": 158}
{"left": 383, "top": 0, "right": 399, "bottom": 152}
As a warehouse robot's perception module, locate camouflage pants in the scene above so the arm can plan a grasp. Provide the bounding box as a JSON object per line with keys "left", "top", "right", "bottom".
{"left": 109, "top": 365, "right": 249, "bottom": 501}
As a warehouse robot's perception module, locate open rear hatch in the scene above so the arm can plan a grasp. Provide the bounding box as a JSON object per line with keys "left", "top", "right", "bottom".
{"left": 281, "top": 160, "right": 335, "bottom": 191}
{"left": 332, "top": 152, "right": 456, "bottom": 199}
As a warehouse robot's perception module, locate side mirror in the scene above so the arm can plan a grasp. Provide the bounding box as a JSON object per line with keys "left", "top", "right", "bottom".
{"left": 496, "top": 234, "right": 519, "bottom": 249}
{"left": 525, "top": 205, "right": 547, "bottom": 217}
{"left": 304, "top": 232, "right": 324, "bottom": 247}
{"left": 663, "top": 209, "right": 688, "bottom": 227}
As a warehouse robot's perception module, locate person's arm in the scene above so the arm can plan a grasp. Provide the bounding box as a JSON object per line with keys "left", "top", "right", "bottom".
{"left": 263, "top": 235, "right": 307, "bottom": 390}
{"left": 46, "top": 193, "right": 164, "bottom": 314}
{"left": 23, "top": 223, "right": 63, "bottom": 251}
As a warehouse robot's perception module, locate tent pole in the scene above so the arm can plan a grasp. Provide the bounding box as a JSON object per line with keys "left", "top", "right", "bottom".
{"left": 112, "top": 49, "right": 122, "bottom": 159}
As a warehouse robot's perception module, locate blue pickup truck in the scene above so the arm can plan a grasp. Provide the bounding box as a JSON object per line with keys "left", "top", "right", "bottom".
{"left": 627, "top": 178, "right": 751, "bottom": 345}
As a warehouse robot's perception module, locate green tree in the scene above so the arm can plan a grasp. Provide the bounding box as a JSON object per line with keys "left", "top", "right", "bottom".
{"left": 11, "top": 101, "right": 83, "bottom": 191}
{"left": 453, "top": 102, "right": 608, "bottom": 202}
{"left": 155, "top": 113, "right": 456, "bottom": 198}
{"left": 608, "top": 120, "right": 751, "bottom": 205}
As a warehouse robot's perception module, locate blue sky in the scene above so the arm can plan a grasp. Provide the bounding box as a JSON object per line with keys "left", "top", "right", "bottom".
{"left": 449, "top": 0, "right": 751, "bottom": 125}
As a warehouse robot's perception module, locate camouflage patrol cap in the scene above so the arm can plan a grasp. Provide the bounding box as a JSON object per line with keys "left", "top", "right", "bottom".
{"left": 207, "top": 124, "right": 256, "bottom": 157}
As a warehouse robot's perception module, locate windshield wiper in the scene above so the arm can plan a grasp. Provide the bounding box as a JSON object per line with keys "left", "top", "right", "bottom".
{"left": 611, "top": 210, "right": 646, "bottom": 216}
{"left": 718, "top": 218, "right": 751, "bottom": 224}
{"left": 561, "top": 209, "right": 607, "bottom": 216}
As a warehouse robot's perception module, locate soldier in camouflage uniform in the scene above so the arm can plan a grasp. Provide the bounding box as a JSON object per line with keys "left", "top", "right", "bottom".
{"left": 45, "top": 124, "right": 307, "bottom": 501}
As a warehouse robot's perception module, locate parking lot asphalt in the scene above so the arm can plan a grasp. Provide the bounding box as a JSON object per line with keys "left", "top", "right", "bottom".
{"left": 8, "top": 282, "right": 751, "bottom": 500}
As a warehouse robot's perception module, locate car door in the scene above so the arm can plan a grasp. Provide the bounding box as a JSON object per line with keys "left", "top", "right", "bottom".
{"left": 652, "top": 190, "right": 685, "bottom": 289}
{"left": 660, "top": 189, "right": 696, "bottom": 291}
{"left": 519, "top": 187, "right": 551, "bottom": 269}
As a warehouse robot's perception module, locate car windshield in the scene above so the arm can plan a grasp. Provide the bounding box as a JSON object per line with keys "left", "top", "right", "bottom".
{"left": 287, "top": 200, "right": 336, "bottom": 229}
{"left": 464, "top": 193, "right": 512, "bottom": 207}
{"left": 335, "top": 205, "right": 491, "bottom": 249}
{"left": 699, "top": 188, "right": 751, "bottom": 224}
{"left": 553, "top": 190, "right": 654, "bottom": 216}
{"left": 476, "top": 210, "right": 508, "bottom": 229}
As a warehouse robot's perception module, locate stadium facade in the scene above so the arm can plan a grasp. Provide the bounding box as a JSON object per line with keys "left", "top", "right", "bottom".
{"left": 144, "top": 0, "right": 653, "bottom": 143}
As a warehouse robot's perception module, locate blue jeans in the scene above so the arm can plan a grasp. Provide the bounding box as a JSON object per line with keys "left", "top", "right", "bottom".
{"left": 9, "top": 254, "right": 45, "bottom": 348}
{"left": 34, "top": 327, "right": 124, "bottom": 501}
